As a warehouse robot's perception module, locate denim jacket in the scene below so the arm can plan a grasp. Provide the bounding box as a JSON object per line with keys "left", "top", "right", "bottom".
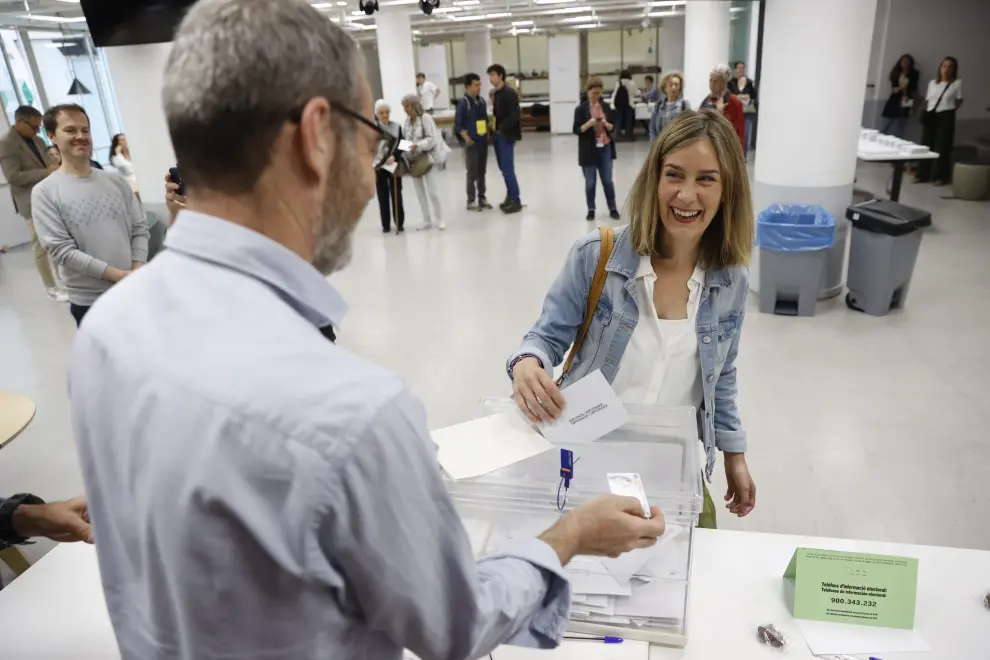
{"left": 506, "top": 226, "right": 749, "bottom": 479}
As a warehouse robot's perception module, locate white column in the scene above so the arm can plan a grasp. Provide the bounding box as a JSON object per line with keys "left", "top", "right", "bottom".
{"left": 548, "top": 34, "right": 580, "bottom": 135}
{"left": 465, "top": 29, "right": 493, "bottom": 101}
{"left": 683, "top": 0, "right": 730, "bottom": 107}
{"left": 418, "top": 43, "right": 450, "bottom": 110}
{"left": 104, "top": 44, "right": 176, "bottom": 209}
{"left": 752, "top": 0, "right": 877, "bottom": 298}
{"left": 659, "top": 15, "right": 685, "bottom": 74}
{"left": 375, "top": 9, "right": 416, "bottom": 123}
{"left": 746, "top": 1, "right": 759, "bottom": 74}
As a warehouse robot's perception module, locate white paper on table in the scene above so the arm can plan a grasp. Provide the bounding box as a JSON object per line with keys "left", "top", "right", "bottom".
{"left": 397, "top": 139, "right": 413, "bottom": 152}
{"left": 539, "top": 370, "right": 630, "bottom": 443}
{"left": 600, "top": 525, "right": 683, "bottom": 584}
{"left": 794, "top": 619, "right": 931, "bottom": 656}
{"left": 612, "top": 578, "right": 686, "bottom": 619}
{"left": 380, "top": 161, "right": 398, "bottom": 173}
{"left": 431, "top": 411, "right": 552, "bottom": 481}
{"left": 567, "top": 558, "right": 633, "bottom": 596}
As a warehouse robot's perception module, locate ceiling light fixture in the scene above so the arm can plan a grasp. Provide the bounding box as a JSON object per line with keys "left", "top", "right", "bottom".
{"left": 17, "top": 14, "right": 86, "bottom": 23}
{"left": 430, "top": 7, "right": 462, "bottom": 12}
{"left": 561, "top": 14, "right": 595, "bottom": 22}
{"left": 648, "top": 1, "right": 685, "bottom": 7}
{"left": 452, "top": 0, "right": 479, "bottom": 5}
{"left": 569, "top": 22, "right": 599, "bottom": 29}
{"left": 541, "top": 5, "right": 592, "bottom": 15}
{"left": 54, "top": 0, "right": 80, "bottom": 3}
{"left": 534, "top": 0, "right": 576, "bottom": 4}
{"left": 647, "top": 10, "right": 678, "bottom": 17}
{"left": 310, "top": 2, "right": 336, "bottom": 7}
{"left": 512, "top": 20, "right": 534, "bottom": 25}
{"left": 485, "top": 12, "right": 511, "bottom": 18}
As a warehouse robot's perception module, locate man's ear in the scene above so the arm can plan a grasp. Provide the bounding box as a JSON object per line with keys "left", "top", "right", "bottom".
{"left": 296, "top": 98, "right": 334, "bottom": 182}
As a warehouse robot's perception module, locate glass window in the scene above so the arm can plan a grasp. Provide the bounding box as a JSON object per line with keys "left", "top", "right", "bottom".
{"left": 26, "top": 32, "right": 120, "bottom": 163}
{"left": 0, "top": 30, "right": 44, "bottom": 130}
{"left": 729, "top": 2, "right": 752, "bottom": 70}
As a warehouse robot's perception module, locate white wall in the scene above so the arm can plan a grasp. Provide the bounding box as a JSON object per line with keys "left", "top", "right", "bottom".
{"left": 104, "top": 43, "right": 176, "bottom": 206}
{"left": 417, "top": 43, "right": 450, "bottom": 110}
{"left": 864, "top": 0, "right": 990, "bottom": 143}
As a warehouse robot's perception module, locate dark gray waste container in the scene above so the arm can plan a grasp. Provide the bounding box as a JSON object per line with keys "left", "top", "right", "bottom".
{"left": 756, "top": 204, "right": 836, "bottom": 317}
{"left": 844, "top": 200, "right": 930, "bottom": 316}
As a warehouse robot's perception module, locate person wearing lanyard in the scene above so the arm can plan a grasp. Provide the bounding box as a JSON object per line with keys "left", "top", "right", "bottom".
{"left": 574, "top": 76, "right": 620, "bottom": 222}
{"left": 454, "top": 73, "right": 493, "bottom": 212}
{"left": 508, "top": 109, "right": 756, "bottom": 529}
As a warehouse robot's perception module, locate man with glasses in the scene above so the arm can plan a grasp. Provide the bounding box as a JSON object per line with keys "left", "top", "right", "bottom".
{"left": 70, "top": 1, "right": 666, "bottom": 659}
{"left": 0, "top": 105, "right": 65, "bottom": 301}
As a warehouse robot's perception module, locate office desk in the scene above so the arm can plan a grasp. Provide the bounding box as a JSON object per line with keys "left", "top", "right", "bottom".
{"left": 2, "top": 530, "right": 987, "bottom": 659}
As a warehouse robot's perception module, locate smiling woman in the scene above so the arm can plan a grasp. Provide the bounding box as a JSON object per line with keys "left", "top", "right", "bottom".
{"left": 506, "top": 109, "right": 755, "bottom": 529}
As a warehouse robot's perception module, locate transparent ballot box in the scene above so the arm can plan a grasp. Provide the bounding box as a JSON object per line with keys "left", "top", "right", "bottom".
{"left": 444, "top": 398, "right": 703, "bottom": 647}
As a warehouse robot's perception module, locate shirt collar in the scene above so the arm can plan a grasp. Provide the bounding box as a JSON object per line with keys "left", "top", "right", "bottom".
{"left": 635, "top": 255, "right": 705, "bottom": 291}
{"left": 164, "top": 210, "right": 347, "bottom": 329}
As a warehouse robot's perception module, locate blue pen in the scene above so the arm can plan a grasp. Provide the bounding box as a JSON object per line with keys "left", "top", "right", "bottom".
{"left": 564, "top": 635, "right": 623, "bottom": 643}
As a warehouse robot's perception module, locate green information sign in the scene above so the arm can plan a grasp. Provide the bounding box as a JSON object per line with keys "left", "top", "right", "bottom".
{"left": 784, "top": 548, "right": 918, "bottom": 630}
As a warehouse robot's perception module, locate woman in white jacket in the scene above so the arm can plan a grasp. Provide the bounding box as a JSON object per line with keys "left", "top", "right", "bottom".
{"left": 401, "top": 94, "right": 448, "bottom": 231}
{"left": 109, "top": 133, "right": 140, "bottom": 198}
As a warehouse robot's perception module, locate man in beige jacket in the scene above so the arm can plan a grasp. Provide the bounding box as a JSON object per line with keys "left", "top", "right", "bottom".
{"left": 0, "top": 105, "right": 65, "bottom": 301}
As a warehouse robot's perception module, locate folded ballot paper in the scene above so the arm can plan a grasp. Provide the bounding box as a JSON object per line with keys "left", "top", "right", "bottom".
{"left": 431, "top": 410, "right": 552, "bottom": 481}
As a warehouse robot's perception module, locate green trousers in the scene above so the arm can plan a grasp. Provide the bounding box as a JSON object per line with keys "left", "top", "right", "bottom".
{"left": 699, "top": 478, "right": 717, "bottom": 529}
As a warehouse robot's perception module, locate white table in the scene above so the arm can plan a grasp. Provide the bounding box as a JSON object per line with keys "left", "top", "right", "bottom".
{"left": 857, "top": 134, "right": 939, "bottom": 202}
{"left": 2, "top": 530, "right": 988, "bottom": 659}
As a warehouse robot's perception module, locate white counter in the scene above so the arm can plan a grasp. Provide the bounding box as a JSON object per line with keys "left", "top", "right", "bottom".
{"left": 2, "top": 529, "right": 987, "bottom": 659}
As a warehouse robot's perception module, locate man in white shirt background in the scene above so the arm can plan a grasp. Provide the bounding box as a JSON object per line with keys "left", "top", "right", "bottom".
{"left": 417, "top": 72, "right": 440, "bottom": 115}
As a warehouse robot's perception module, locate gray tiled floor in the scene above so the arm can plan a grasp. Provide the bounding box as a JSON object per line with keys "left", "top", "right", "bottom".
{"left": 1, "top": 134, "right": 988, "bottom": 573}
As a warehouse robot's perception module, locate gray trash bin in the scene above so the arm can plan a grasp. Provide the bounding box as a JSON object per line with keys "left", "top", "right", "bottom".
{"left": 844, "top": 200, "right": 931, "bottom": 316}
{"left": 756, "top": 204, "right": 836, "bottom": 317}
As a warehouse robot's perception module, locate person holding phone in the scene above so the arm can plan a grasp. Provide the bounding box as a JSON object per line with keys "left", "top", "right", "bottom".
{"left": 574, "top": 76, "right": 619, "bottom": 222}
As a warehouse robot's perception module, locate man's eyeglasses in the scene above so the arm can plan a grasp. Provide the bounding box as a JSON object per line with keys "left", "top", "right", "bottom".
{"left": 288, "top": 102, "right": 396, "bottom": 169}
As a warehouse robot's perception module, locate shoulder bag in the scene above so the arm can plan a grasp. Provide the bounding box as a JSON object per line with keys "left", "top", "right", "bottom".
{"left": 920, "top": 81, "right": 951, "bottom": 128}
{"left": 557, "top": 225, "right": 615, "bottom": 387}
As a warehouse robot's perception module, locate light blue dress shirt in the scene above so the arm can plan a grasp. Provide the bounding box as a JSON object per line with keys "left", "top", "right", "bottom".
{"left": 70, "top": 210, "right": 571, "bottom": 660}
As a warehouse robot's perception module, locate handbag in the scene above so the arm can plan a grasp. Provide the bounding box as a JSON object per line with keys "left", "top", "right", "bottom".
{"left": 399, "top": 153, "right": 432, "bottom": 178}
{"left": 556, "top": 225, "right": 615, "bottom": 387}
{"left": 920, "top": 81, "right": 951, "bottom": 128}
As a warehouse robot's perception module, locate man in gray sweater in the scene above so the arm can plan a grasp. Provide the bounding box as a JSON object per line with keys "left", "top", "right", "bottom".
{"left": 32, "top": 104, "right": 148, "bottom": 326}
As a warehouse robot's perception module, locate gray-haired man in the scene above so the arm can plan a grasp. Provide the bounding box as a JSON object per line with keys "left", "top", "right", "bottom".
{"left": 69, "top": 2, "right": 666, "bottom": 660}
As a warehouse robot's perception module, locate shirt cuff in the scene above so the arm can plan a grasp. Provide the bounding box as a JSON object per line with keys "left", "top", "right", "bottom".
{"left": 485, "top": 539, "right": 571, "bottom": 645}
{"left": 84, "top": 257, "right": 110, "bottom": 281}
{"left": 506, "top": 347, "right": 552, "bottom": 381}
{"left": 715, "top": 427, "right": 747, "bottom": 453}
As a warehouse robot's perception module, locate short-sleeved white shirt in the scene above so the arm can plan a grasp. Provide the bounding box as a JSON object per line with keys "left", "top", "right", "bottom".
{"left": 926, "top": 79, "right": 963, "bottom": 112}
{"left": 418, "top": 81, "right": 438, "bottom": 111}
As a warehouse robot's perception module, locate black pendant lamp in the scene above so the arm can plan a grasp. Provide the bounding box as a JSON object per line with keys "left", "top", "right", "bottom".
{"left": 67, "top": 78, "right": 91, "bottom": 96}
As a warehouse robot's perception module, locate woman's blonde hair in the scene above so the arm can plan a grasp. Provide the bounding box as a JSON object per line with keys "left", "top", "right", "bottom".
{"left": 659, "top": 70, "right": 684, "bottom": 96}
{"left": 626, "top": 109, "right": 754, "bottom": 270}
{"left": 585, "top": 76, "right": 604, "bottom": 92}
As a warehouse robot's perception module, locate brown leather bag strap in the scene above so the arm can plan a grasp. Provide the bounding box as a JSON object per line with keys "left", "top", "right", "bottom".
{"left": 558, "top": 225, "right": 615, "bottom": 386}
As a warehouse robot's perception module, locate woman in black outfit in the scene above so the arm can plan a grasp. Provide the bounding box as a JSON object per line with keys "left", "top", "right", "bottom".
{"left": 880, "top": 54, "right": 919, "bottom": 139}
{"left": 727, "top": 61, "right": 757, "bottom": 155}
{"left": 915, "top": 56, "right": 963, "bottom": 186}
{"left": 573, "top": 76, "right": 619, "bottom": 221}
{"left": 373, "top": 100, "right": 405, "bottom": 233}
